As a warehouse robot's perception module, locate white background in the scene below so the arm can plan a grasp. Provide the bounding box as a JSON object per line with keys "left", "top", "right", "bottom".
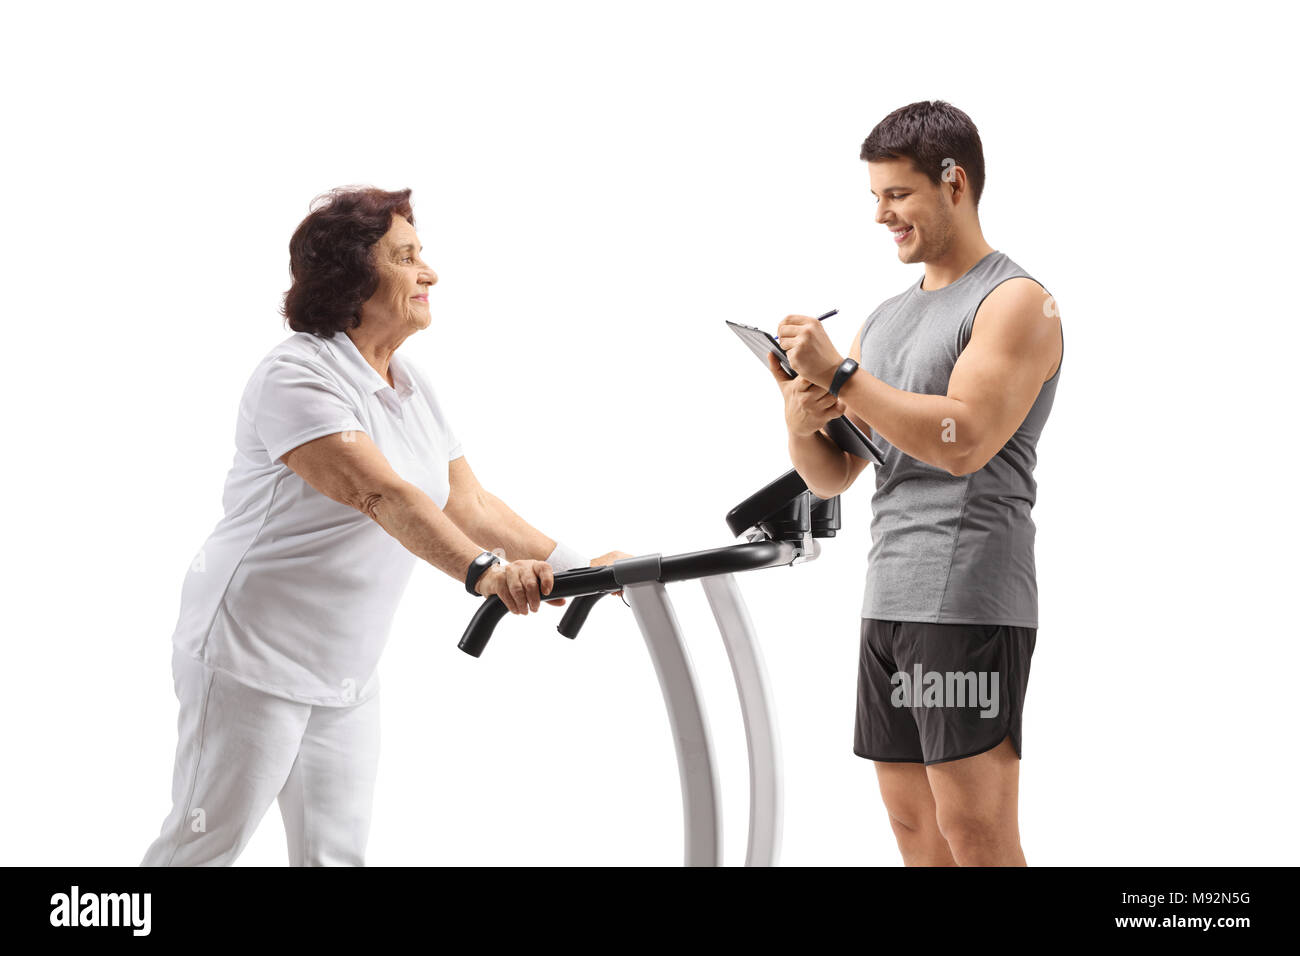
{"left": 2, "top": 0, "right": 1296, "bottom": 866}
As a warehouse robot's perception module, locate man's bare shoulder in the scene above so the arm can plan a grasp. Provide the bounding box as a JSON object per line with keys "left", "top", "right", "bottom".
{"left": 971, "top": 276, "right": 1061, "bottom": 381}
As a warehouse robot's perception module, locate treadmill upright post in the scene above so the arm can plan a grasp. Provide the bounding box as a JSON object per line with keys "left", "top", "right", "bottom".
{"left": 621, "top": 580, "right": 722, "bottom": 867}
{"left": 701, "top": 572, "right": 783, "bottom": 867}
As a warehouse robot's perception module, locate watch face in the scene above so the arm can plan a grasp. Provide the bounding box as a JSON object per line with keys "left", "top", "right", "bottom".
{"left": 831, "top": 360, "right": 858, "bottom": 395}
{"left": 467, "top": 551, "right": 499, "bottom": 592}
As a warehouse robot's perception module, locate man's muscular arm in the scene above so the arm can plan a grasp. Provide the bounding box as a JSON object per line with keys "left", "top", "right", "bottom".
{"left": 784, "top": 279, "right": 1060, "bottom": 476}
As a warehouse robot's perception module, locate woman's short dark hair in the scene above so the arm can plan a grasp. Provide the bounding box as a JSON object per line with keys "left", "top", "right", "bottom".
{"left": 860, "top": 101, "right": 986, "bottom": 208}
{"left": 281, "top": 186, "right": 416, "bottom": 337}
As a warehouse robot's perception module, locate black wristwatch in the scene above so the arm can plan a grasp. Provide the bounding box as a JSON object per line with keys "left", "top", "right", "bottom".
{"left": 464, "top": 550, "right": 501, "bottom": 595}
{"left": 828, "top": 358, "right": 859, "bottom": 397}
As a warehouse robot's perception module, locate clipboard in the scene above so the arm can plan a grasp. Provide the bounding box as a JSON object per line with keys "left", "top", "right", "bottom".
{"left": 727, "top": 319, "right": 886, "bottom": 467}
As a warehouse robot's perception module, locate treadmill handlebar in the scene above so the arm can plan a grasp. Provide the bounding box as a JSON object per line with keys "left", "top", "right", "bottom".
{"left": 457, "top": 540, "right": 800, "bottom": 658}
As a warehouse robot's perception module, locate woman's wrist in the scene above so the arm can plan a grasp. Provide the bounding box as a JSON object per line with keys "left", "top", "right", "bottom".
{"left": 544, "top": 540, "right": 588, "bottom": 573}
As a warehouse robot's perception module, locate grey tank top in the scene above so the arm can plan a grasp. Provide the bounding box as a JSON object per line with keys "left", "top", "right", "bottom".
{"left": 857, "top": 250, "right": 1062, "bottom": 627}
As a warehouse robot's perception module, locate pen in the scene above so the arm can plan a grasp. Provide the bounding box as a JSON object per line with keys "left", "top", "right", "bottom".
{"left": 817, "top": 309, "right": 838, "bottom": 322}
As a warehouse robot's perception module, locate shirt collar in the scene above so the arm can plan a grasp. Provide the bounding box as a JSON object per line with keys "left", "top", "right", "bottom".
{"left": 329, "top": 331, "right": 417, "bottom": 403}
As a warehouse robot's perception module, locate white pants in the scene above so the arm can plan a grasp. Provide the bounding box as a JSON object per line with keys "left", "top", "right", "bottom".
{"left": 141, "top": 646, "right": 381, "bottom": 866}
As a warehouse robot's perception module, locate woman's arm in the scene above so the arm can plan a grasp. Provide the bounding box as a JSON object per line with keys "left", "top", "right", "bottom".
{"left": 443, "top": 456, "right": 558, "bottom": 561}
{"left": 445, "top": 457, "right": 633, "bottom": 597}
{"left": 280, "top": 431, "right": 556, "bottom": 613}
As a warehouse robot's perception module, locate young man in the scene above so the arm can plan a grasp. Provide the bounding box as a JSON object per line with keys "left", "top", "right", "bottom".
{"left": 768, "top": 100, "right": 1062, "bottom": 866}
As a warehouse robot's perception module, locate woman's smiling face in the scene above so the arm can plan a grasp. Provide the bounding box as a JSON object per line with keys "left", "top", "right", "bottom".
{"left": 361, "top": 213, "right": 437, "bottom": 332}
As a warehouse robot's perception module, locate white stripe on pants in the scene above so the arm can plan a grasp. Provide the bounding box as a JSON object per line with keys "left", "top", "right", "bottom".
{"left": 141, "top": 646, "right": 381, "bottom": 866}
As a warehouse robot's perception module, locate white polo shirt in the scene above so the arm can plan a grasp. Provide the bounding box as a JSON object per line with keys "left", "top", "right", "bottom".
{"left": 170, "top": 330, "right": 463, "bottom": 706}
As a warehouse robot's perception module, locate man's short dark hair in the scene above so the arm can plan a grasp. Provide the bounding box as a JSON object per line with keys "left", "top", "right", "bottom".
{"left": 861, "top": 101, "right": 986, "bottom": 208}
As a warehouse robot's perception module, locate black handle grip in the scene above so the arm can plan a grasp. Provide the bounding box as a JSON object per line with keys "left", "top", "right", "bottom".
{"left": 458, "top": 596, "right": 511, "bottom": 658}
{"left": 457, "top": 565, "right": 622, "bottom": 657}
{"left": 557, "top": 593, "right": 609, "bottom": 639}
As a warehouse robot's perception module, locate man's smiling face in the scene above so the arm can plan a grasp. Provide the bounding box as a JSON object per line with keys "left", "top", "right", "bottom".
{"left": 868, "top": 157, "right": 957, "bottom": 265}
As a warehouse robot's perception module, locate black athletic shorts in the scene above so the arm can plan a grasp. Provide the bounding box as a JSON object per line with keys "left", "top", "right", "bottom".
{"left": 854, "top": 618, "right": 1036, "bottom": 765}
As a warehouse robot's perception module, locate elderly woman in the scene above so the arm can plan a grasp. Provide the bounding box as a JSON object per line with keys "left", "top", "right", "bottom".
{"left": 141, "top": 186, "right": 626, "bottom": 866}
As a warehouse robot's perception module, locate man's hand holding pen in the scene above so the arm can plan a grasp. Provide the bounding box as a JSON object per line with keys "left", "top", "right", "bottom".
{"left": 775, "top": 313, "right": 845, "bottom": 389}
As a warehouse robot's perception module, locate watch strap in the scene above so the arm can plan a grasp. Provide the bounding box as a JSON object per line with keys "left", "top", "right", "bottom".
{"left": 465, "top": 550, "right": 501, "bottom": 596}
{"left": 829, "top": 357, "right": 859, "bottom": 397}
